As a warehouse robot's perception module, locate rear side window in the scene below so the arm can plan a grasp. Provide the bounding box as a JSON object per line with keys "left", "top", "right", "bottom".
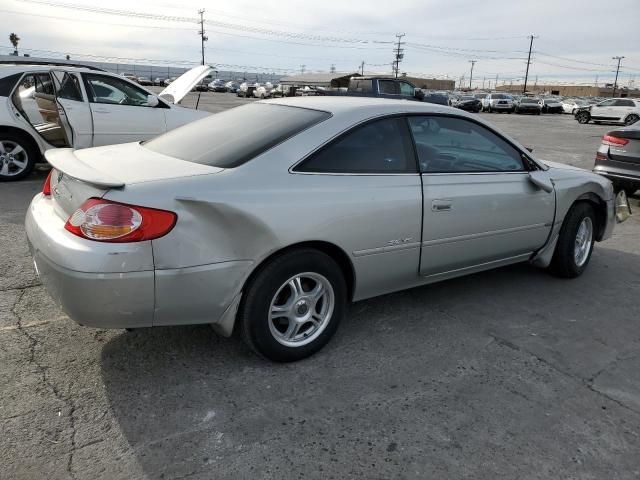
{"left": 379, "top": 80, "right": 399, "bottom": 95}
{"left": 0, "top": 73, "right": 22, "bottom": 97}
{"left": 144, "top": 103, "right": 330, "bottom": 168}
{"left": 614, "top": 99, "right": 635, "bottom": 107}
{"left": 349, "top": 79, "right": 372, "bottom": 93}
{"left": 294, "top": 117, "right": 416, "bottom": 174}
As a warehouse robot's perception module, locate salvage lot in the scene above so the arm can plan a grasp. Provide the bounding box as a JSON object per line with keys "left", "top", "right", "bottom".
{"left": 1, "top": 93, "right": 640, "bottom": 479}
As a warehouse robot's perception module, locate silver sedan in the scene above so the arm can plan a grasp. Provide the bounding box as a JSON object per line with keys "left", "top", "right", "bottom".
{"left": 26, "top": 97, "right": 628, "bottom": 361}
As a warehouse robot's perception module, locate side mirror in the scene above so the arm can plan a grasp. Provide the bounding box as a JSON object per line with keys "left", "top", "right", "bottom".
{"left": 528, "top": 170, "right": 554, "bottom": 193}
{"left": 525, "top": 146, "right": 534, "bottom": 153}
{"left": 146, "top": 94, "right": 160, "bottom": 107}
{"left": 414, "top": 88, "right": 425, "bottom": 100}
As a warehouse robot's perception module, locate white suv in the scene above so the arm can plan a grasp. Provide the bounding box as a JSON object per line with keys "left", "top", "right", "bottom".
{"left": 481, "top": 93, "right": 515, "bottom": 113}
{"left": 0, "top": 63, "right": 213, "bottom": 180}
{"left": 574, "top": 98, "right": 640, "bottom": 126}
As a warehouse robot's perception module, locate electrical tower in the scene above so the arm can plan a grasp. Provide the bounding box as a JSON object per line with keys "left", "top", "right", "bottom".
{"left": 522, "top": 34, "right": 538, "bottom": 94}
{"left": 393, "top": 34, "right": 405, "bottom": 78}
{"left": 612, "top": 56, "right": 625, "bottom": 97}
{"left": 198, "top": 9, "right": 208, "bottom": 66}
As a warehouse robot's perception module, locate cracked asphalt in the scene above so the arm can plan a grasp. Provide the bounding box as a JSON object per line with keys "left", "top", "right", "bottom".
{"left": 1, "top": 94, "right": 639, "bottom": 479}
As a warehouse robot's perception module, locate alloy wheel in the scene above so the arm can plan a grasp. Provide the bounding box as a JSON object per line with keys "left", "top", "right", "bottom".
{"left": 625, "top": 114, "right": 639, "bottom": 126}
{"left": 268, "top": 272, "right": 335, "bottom": 348}
{"left": 574, "top": 217, "right": 593, "bottom": 267}
{"left": 0, "top": 140, "right": 29, "bottom": 177}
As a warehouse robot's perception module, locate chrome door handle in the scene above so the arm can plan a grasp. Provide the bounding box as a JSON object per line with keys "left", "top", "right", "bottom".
{"left": 431, "top": 200, "right": 452, "bottom": 212}
{"left": 93, "top": 108, "right": 110, "bottom": 113}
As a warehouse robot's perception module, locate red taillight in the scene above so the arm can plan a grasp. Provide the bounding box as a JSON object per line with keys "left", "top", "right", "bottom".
{"left": 602, "top": 135, "right": 629, "bottom": 147}
{"left": 64, "top": 198, "right": 177, "bottom": 243}
{"left": 42, "top": 170, "right": 53, "bottom": 196}
{"left": 595, "top": 152, "right": 607, "bottom": 162}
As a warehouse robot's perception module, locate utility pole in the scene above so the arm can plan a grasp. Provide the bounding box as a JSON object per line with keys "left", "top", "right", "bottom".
{"left": 393, "top": 33, "right": 405, "bottom": 78}
{"left": 523, "top": 34, "right": 537, "bottom": 94}
{"left": 612, "top": 56, "right": 624, "bottom": 97}
{"left": 360, "top": 61, "right": 365, "bottom": 75}
{"left": 594, "top": 75, "right": 598, "bottom": 87}
{"left": 468, "top": 60, "right": 476, "bottom": 89}
{"left": 198, "top": 9, "right": 207, "bottom": 66}
{"left": 330, "top": 64, "right": 336, "bottom": 74}
{"left": 482, "top": 76, "right": 486, "bottom": 89}
{"left": 495, "top": 74, "right": 499, "bottom": 90}
{"left": 300, "top": 64, "right": 306, "bottom": 75}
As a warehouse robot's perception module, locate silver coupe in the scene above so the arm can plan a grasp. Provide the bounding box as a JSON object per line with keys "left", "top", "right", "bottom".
{"left": 25, "top": 97, "right": 630, "bottom": 361}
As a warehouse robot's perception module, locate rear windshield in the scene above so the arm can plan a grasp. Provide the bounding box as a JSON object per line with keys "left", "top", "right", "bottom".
{"left": 143, "top": 103, "right": 330, "bottom": 168}
{"left": 491, "top": 94, "right": 507, "bottom": 99}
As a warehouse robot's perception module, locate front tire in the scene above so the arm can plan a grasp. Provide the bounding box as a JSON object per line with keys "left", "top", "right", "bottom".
{"left": 0, "top": 132, "right": 37, "bottom": 181}
{"left": 576, "top": 111, "right": 590, "bottom": 124}
{"left": 239, "top": 249, "right": 347, "bottom": 362}
{"left": 549, "top": 203, "right": 596, "bottom": 278}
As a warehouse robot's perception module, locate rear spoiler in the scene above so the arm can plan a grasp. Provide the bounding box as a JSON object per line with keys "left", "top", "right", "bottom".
{"left": 44, "top": 148, "right": 125, "bottom": 188}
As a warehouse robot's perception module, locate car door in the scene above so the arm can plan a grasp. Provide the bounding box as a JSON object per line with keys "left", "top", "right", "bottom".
{"left": 82, "top": 73, "right": 167, "bottom": 146}
{"left": 50, "top": 70, "right": 92, "bottom": 148}
{"left": 292, "top": 116, "right": 423, "bottom": 300}
{"left": 591, "top": 99, "right": 616, "bottom": 120}
{"left": 407, "top": 115, "right": 554, "bottom": 277}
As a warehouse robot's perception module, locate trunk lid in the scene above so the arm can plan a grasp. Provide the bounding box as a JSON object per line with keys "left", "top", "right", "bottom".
{"left": 45, "top": 143, "right": 222, "bottom": 218}
{"left": 159, "top": 65, "right": 214, "bottom": 104}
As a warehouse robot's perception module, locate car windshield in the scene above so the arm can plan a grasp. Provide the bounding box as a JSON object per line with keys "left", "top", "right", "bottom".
{"left": 460, "top": 96, "right": 475, "bottom": 101}
{"left": 143, "top": 103, "right": 331, "bottom": 168}
{"left": 521, "top": 99, "right": 539, "bottom": 104}
{"left": 491, "top": 94, "right": 506, "bottom": 99}
{"left": 544, "top": 99, "right": 558, "bottom": 104}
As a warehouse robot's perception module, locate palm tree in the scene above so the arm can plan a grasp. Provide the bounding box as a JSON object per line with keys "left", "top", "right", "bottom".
{"left": 9, "top": 33, "right": 20, "bottom": 55}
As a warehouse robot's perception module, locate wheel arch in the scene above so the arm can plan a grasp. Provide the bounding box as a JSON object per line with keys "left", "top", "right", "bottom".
{"left": 0, "top": 125, "right": 44, "bottom": 161}
{"left": 624, "top": 112, "right": 639, "bottom": 125}
{"left": 243, "top": 240, "right": 356, "bottom": 302}
{"left": 573, "top": 192, "right": 607, "bottom": 241}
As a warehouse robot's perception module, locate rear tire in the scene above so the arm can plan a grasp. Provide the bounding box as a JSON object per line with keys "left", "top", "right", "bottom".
{"left": 625, "top": 114, "right": 639, "bottom": 126}
{"left": 0, "top": 131, "right": 38, "bottom": 182}
{"left": 548, "top": 203, "right": 596, "bottom": 278}
{"left": 238, "top": 249, "right": 347, "bottom": 362}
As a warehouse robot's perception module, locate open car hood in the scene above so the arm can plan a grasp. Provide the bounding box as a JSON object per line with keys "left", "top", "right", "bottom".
{"left": 159, "top": 65, "right": 214, "bottom": 104}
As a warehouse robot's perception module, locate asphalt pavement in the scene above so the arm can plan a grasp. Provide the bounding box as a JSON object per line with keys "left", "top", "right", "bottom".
{"left": 1, "top": 94, "right": 639, "bottom": 479}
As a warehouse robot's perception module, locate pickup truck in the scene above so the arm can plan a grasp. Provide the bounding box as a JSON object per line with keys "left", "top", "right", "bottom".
{"left": 316, "top": 76, "right": 449, "bottom": 105}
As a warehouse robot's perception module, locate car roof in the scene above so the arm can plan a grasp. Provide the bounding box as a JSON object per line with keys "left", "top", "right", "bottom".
{"left": 0, "top": 64, "right": 109, "bottom": 77}
{"left": 265, "top": 96, "right": 457, "bottom": 117}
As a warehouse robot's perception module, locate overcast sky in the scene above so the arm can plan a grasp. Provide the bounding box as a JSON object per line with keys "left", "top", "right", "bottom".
{"left": 2, "top": 0, "right": 640, "bottom": 87}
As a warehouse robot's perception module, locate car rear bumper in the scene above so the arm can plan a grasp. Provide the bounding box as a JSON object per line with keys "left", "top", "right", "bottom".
{"left": 25, "top": 193, "right": 253, "bottom": 332}
{"left": 491, "top": 104, "right": 513, "bottom": 109}
{"left": 594, "top": 160, "right": 640, "bottom": 184}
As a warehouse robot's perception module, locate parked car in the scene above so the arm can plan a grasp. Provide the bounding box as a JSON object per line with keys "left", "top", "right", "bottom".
{"left": 516, "top": 98, "right": 543, "bottom": 115}
{"left": 593, "top": 123, "right": 640, "bottom": 196}
{"left": 237, "top": 82, "right": 257, "bottom": 98}
{"left": 153, "top": 77, "right": 165, "bottom": 86}
{"left": 163, "top": 77, "right": 177, "bottom": 86}
{"left": 541, "top": 98, "right": 563, "bottom": 114}
{"left": 25, "top": 97, "right": 627, "bottom": 362}
{"left": 451, "top": 95, "right": 482, "bottom": 112}
{"left": 575, "top": 98, "right": 640, "bottom": 126}
{"left": 253, "top": 83, "right": 274, "bottom": 99}
{"left": 208, "top": 79, "right": 227, "bottom": 92}
{"left": 481, "top": 93, "right": 515, "bottom": 113}
{"left": 137, "top": 76, "right": 152, "bottom": 86}
{"left": 120, "top": 73, "right": 137, "bottom": 82}
{"left": 317, "top": 76, "right": 424, "bottom": 102}
{"left": 0, "top": 64, "right": 213, "bottom": 180}
{"left": 225, "top": 81, "right": 240, "bottom": 93}
{"left": 562, "top": 98, "right": 589, "bottom": 114}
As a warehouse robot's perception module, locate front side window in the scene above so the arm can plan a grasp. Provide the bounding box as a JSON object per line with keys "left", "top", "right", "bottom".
{"left": 295, "top": 117, "right": 416, "bottom": 174}
{"left": 84, "top": 74, "right": 150, "bottom": 106}
{"left": 597, "top": 99, "right": 616, "bottom": 107}
{"left": 399, "top": 82, "right": 415, "bottom": 96}
{"left": 408, "top": 116, "right": 525, "bottom": 173}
